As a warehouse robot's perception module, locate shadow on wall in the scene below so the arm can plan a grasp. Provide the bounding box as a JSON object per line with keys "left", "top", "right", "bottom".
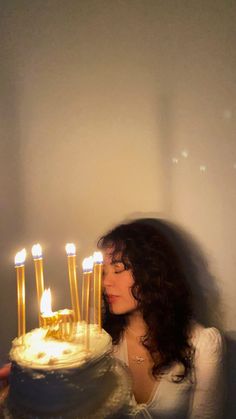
{"left": 132, "top": 217, "right": 235, "bottom": 418}
{"left": 0, "top": 33, "right": 26, "bottom": 363}
{"left": 137, "top": 217, "right": 223, "bottom": 328}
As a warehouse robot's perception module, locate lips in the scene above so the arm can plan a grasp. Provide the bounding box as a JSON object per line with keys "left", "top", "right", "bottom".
{"left": 106, "top": 295, "right": 119, "bottom": 304}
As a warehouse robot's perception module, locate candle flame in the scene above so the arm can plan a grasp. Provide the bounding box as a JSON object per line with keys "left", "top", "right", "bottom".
{"left": 15, "top": 248, "right": 27, "bottom": 265}
{"left": 93, "top": 251, "right": 103, "bottom": 264}
{"left": 82, "top": 256, "right": 94, "bottom": 272}
{"left": 40, "top": 288, "right": 53, "bottom": 315}
{"left": 65, "top": 243, "right": 76, "bottom": 256}
{"left": 32, "top": 243, "right": 42, "bottom": 258}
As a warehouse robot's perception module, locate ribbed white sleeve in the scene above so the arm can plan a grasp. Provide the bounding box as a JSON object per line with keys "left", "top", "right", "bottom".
{"left": 189, "top": 327, "right": 224, "bottom": 419}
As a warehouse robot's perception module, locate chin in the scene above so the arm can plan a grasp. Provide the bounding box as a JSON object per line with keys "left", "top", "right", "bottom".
{"left": 109, "top": 305, "right": 134, "bottom": 316}
{"left": 110, "top": 307, "right": 126, "bottom": 315}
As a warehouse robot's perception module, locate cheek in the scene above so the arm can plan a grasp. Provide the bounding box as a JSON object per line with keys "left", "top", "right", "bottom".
{"left": 127, "top": 275, "right": 135, "bottom": 291}
{"left": 123, "top": 277, "right": 136, "bottom": 300}
{"left": 124, "top": 288, "right": 138, "bottom": 312}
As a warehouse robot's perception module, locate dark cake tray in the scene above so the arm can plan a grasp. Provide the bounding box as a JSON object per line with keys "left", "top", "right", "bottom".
{"left": 1, "top": 359, "right": 132, "bottom": 419}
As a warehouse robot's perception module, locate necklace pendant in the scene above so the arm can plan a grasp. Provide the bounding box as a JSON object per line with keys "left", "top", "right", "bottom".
{"left": 133, "top": 356, "right": 145, "bottom": 364}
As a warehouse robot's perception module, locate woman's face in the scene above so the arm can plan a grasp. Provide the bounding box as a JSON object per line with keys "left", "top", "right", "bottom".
{"left": 102, "top": 248, "right": 138, "bottom": 315}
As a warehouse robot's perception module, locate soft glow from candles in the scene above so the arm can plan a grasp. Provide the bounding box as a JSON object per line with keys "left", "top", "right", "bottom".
{"left": 40, "top": 289, "right": 58, "bottom": 328}
{"left": 32, "top": 243, "right": 42, "bottom": 259}
{"left": 93, "top": 251, "right": 103, "bottom": 264}
{"left": 40, "top": 288, "right": 53, "bottom": 315}
{"left": 66, "top": 243, "right": 76, "bottom": 256}
{"left": 82, "top": 256, "right": 94, "bottom": 272}
{"left": 65, "top": 243, "right": 76, "bottom": 256}
{"left": 15, "top": 248, "right": 27, "bottom": 266}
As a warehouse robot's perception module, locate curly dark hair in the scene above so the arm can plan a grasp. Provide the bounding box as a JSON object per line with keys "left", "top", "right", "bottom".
{"left": 98, "top": 218, "right": 194, "bottom": 378}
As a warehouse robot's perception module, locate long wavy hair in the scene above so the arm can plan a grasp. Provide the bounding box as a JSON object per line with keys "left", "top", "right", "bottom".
{"left": 98, "top": 218, "right": 194, "bottom": 378}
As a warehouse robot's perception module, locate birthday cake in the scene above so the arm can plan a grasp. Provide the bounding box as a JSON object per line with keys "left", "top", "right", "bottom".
{"left": 6, "top": 323, "right": 131, "bottom": 418}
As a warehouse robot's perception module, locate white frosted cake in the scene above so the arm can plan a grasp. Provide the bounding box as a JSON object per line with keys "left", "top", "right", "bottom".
{"left": 6, "top": 324, "right": 131, "bottom": 418}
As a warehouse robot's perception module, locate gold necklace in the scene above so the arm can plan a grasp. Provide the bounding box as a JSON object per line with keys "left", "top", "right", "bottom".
{"left": 126, "top": 326, "right": 146, "bottom": 343}
{"left": 126, "top": 328, "right": 147, "bottom": 364}
{"left": 132, "top": 355, "right": 146, "bottom": 364}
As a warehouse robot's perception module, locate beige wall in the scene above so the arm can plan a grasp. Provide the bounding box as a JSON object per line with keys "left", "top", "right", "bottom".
{"left": 0, "top": 0, "right": 235, "bottom": 382}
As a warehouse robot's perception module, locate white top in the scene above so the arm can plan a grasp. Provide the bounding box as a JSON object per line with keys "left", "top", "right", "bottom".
{"left": 113, "top": 323, "right": 224, "bottom": 418}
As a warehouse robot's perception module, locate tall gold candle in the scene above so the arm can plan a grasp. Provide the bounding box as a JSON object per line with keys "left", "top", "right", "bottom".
{"left": 15, "top": 249, "right": 27, "bottom": 337}
{"left": 32, "top": 244, "right": 45, "bottom": 326}
{"left": 65, "top": 243, "right": 80, "bottom": 322}
{"left": 93, "top": 251, "right": 103, "bottom": 332}
{"left": 82, "top": 256, "right": 94, "bottom": 351}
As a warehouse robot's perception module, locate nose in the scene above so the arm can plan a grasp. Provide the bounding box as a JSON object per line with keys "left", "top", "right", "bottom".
{"left": 102, "top": 269, "right": 115, "bottom": 289}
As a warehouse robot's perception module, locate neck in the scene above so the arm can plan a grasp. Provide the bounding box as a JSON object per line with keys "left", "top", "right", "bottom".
{"left": 126, "top": 310, "right": 147, "bottom": 336}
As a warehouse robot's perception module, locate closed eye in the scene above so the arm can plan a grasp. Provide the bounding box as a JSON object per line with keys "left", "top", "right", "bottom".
{"left": 102, "top": 261, "right": 127, "bottom": 276}
{"left": 113, "top": 261, "right": 126, "bottom": 274}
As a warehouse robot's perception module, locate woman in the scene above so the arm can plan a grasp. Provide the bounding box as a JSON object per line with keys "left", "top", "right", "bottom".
{"left": 98, "top": 219, "right": 224, "bottom": 419}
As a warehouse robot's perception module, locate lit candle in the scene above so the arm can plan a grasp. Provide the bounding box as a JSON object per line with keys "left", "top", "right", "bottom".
{"left": 93, "top": 251, "right": 103, "bottom": 332}
{"left": 40, "top": 288, "right": 58, "bottom": 328}
{"left": 57, "top": 309, "right": 74, "bottom": 340}
{"left": 65, "top": 243, "right": 80, "bottom": 322}
{"left": 82, "top": 256, "right": 94, "bottom": 351}
{"left": 15, "top": 249, "right": 27, "bottom": 337}
{"left": 32, "top": 243, "right": 45, "bottom": 326}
